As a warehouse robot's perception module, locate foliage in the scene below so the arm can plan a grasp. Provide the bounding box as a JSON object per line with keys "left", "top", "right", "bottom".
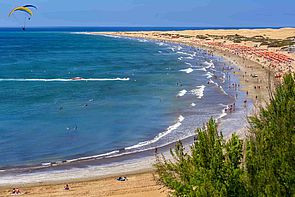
{"left": 155, "top": 74, "right": 295, "bottom": 197}
{"left": 155, "top": 119, "right": 246, "bottom": 196}
{"left": 246, "top": 73, "right": 295, "bottom": 196}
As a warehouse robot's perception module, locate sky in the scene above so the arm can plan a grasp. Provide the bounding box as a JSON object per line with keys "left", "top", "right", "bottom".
{"left": 0, "top": 0, "right": 294, "bottom": 27}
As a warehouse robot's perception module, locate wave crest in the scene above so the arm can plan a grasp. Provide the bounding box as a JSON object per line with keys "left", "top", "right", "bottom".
{"left": 125, "top": 115, "right": 185, "bottom": 150}
{"left": 0, "top": 78, "right": 130, "bottom": 82}
{"left": 190, "top": 85, "right": 206, "bottom": 99}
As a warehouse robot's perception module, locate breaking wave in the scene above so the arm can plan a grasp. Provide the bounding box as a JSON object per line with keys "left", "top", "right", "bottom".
{"left": 190, "top": 85, "right": 206, "bottom": 99}
{"left": 125, "top": 115, "right": 185, "bottom": 150}
{"left": 0, "top": 78, "right": 130, "bottom": 82}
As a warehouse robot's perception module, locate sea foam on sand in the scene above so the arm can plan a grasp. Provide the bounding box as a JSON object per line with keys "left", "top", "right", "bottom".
{"left": 190, "top": 85, "right": 206, "bottom": 99}
{"left": 177, "top": 89, "right": 187, "bottom": 97}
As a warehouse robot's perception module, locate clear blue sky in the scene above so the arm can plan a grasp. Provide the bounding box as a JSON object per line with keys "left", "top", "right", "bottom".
{"left": 0, "top": 0, "right": 294, "bottom": 27}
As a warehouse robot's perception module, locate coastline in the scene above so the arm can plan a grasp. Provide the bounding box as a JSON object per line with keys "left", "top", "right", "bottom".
{"left": 1, "top": 28, "right": 294, "bottom": 196}
{"left": 98, "top": 28, "right": 295, "bottom": 105}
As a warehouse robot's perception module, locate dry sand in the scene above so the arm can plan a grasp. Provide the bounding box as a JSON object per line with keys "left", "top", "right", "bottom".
{"left": 0, "top": 172, "right": 167, "bottom": 197}
{"left": 1, "top": 28, "right": 294, "bottom": 197}
{"left": 166, "top": 27, "right": 295, "bottom": 39}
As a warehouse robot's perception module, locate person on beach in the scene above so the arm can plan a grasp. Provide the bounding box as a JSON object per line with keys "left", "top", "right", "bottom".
{"left": 64, "top": 184, "right": 70, "bottom": 190}
{"left": 15, "top": 188, "right": 20, "bottom": 195}
{"left": 117, "top": 176, "right": 127, "bottom": 181}
{"left": 244, "top": 99, "right": 247, "bottom": 107}
{"left": 11, "top": 188, "right": 21, "bottom": 195}
{"left": 11, "top": 188, "right": 16, "bottom": 195}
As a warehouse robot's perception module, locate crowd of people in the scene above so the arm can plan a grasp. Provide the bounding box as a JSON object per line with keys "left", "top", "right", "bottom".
{"left": 193, "top": 40, "right": 294, "bottom": 79}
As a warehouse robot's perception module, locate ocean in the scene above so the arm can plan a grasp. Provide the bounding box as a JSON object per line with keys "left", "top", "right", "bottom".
{"left": 0, "top": 28, "right": 249, "bottom": 182}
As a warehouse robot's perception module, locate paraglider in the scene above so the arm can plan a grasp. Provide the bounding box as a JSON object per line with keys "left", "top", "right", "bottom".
{"left": 8, "top": 6, "right": 36, "bottom": 31}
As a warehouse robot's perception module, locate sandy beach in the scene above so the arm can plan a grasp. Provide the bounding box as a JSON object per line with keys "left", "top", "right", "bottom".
{"left": 0, "top": 172, "right": 167, "bottom": 197}
{"left": 1, "top": 28, "right": 294, "bottom": 196}
{"left": 99, "top": 28, "right": 295, "bottom": 104}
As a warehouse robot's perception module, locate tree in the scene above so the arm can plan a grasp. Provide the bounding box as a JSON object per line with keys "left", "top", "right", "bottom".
{"left": 155, "top": 74, "right": 295, "bottom": 197}
{"left": 155, "top": 119, "right": 246, "bottom": 196}
{"left": 246, "top": 73, "right": 295, "bottom": 196}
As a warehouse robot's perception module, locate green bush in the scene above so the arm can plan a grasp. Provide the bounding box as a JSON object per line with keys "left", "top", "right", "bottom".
{"left": 155, "top": 74, "right": 295, "bottom": 197}
{"left": 155, "top": 119, "right": 246, "bottom": 196}
{"left": 246, "top": 73, "right": 295, "bottom": 196}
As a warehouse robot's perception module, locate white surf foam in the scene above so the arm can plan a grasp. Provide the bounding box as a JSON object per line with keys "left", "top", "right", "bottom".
{"left": 184, "top": 62, "right": 192, "bottom": 66}
{"left": 204, "top": 60, "right": 215, "bottom": 69}
{"left": 66, "top": 150, "right": 120, "bottom": 163}
{"left": 217, "top": 104, "right": 229, "bottom": 119}
{"left": 177, "top": 46, "right": 183, "bottom": 50}
{"left": 169, "top": 47, "right": 175, "bottom": 52}
{"left": 101, "top": 34, "right": 123, "bottom": 39}
{"left": 138, "top": 39, "right": 148, "bottom": 42}
{"left": 176, "top": 51, "right": 194, "bottom": 57}
{"left": 195, "top": 67, "right": 207, "bottom": 72}
{"left": 156, "top": 42, "right": 167, "bottom": 46}
{"left": 205, "top": 72, "right": 214, "bottom": 79}
{"left": 177, "top": 89, "right": 187, "bottom": 97}
{"left": 208, "top": 80, "right": 228, "bottom": 95}
{"left": 0, "top": 78, "right": 130, "bottom": 82}
{"left": 190, "top": 85, "right": 206, "bottom": 99}
{"left": 179, "top": 68, "right": 194, "bottom": 74}
{"left": 184, "top": 56, "right": 194, "bottom": 59}
{"left": 219, "top": 86, "right": 228, "bottom": 95}
{"left": 80, "top": 33, "right": 123, "bottom": 39}
{"left": 125, "top": 115, "right": 185, "bottom": 150}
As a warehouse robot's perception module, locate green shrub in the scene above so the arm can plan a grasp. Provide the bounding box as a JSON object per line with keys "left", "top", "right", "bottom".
{"left": 155, "top": 74, "right": 295, "bottom": 197}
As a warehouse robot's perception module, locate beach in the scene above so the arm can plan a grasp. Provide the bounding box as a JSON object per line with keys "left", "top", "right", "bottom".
{"left": 99, "top": 28, "right": 295, "bottom": 103}
{"left": 0, "top": 28, "right": 294, "bottom": 196}
{"left": 0, "top": 172, "right": 167, "bottom": 197}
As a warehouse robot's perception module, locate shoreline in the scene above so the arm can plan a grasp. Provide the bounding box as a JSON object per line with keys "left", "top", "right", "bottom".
{"left": 98, "top": 28, "right": 294, "bottom": 103}
{"left": 0, "top": 38, "right": 244, "bottom": 174}
{"left": 1, "top": 28, "right": 293, "bottom": 196}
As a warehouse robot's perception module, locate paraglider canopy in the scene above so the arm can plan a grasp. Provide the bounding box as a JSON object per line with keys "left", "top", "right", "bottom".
{"left": 23, "top": 5, "right": 38, "bottom": 10}
{"left": 9, "top": 6, "right": 33, "bottom": 17}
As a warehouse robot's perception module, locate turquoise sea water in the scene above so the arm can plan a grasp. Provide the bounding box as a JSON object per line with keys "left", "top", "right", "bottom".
{"left": 0, "top": 31, "right": 235, "bottom": 168}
